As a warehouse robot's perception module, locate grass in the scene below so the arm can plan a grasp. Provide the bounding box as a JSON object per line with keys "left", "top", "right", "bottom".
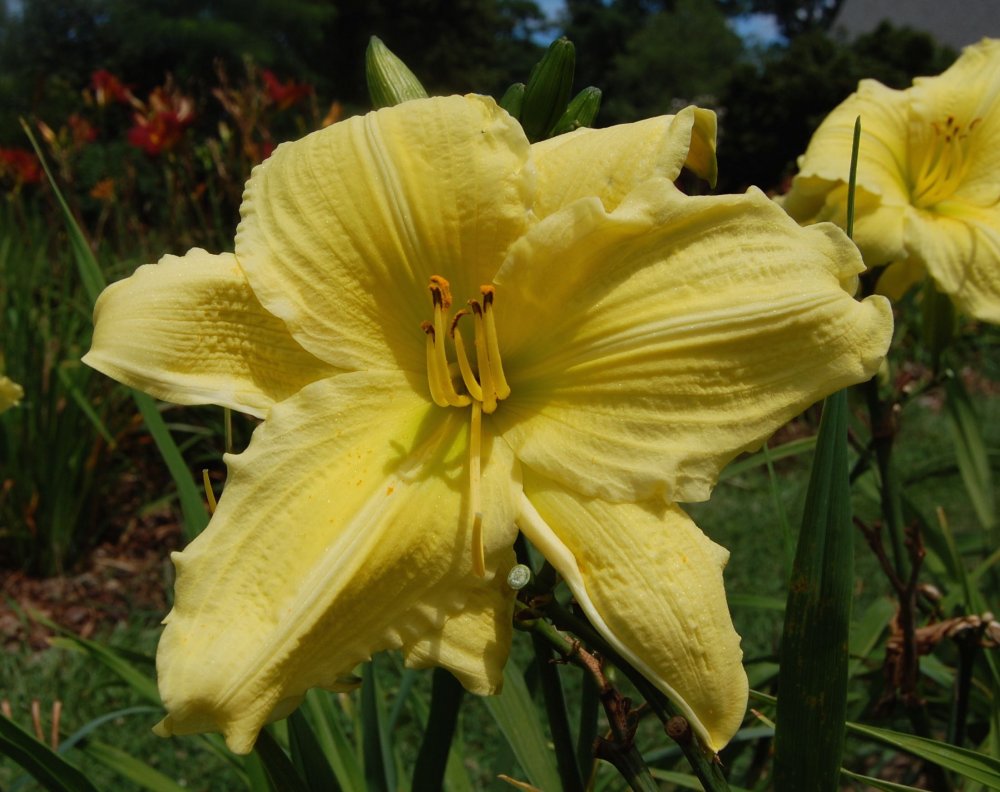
{"left": 2, "top": 383, "right": 994, "bottom": 790}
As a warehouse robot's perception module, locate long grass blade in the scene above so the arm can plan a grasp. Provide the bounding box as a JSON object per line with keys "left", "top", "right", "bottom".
{"left": 483, "top": 657, "right": 562, "bottom": 792}
{"left": 77, "top": 740, "right": 187, "bottom": 792}
{"left": 254, "top": 729, "right": 309, "bottom": 792}
{"left": 412, "top": 668, "right": 465, "bottom": 790}
{"left": 848, "top": 722, "right": 1000, "bottom": 788}
{"left": 944, "top": 374, "right": 997, "bottom": 531}
{"left": 0, "top": 713, "right": 99, "bottom": 792}
{"left": 288, "top": 709, "right": 340, "bottom": 792}
{"left": 24, "top": 119, "right": 211, "bottom": 540}
{"left": 773, "top": 390, "right": 853, "bottom": 792}
{"left": 301, "top": 690, "right": 365, "bottom": 791}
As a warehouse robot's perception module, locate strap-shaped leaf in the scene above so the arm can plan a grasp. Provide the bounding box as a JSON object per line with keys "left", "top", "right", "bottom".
{"left": 0, "top": 714, "right": 98, "bottom": 792}
{"left": 774, "top": 390, "right": 853, "bottom": 792}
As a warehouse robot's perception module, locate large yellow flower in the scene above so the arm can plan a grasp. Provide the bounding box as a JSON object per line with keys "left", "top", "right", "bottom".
{"left": 782, "top": 38, "right": 1000, "bottom": 323}
{"left": 84, "top": 95, "right": 891, "bottom": 755}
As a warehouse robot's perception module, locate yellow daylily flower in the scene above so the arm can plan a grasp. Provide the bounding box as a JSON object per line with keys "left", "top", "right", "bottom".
{"left": 782, "top": 38, "right": 1000, "bottom": 323}
{"left": 0, "top": 375, "right": 23, "bottom": 412}
{"left": 84, "top": 95, "right": 892, "bottom": 755}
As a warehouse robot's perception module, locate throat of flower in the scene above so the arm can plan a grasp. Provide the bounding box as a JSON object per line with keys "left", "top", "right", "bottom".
{"left": 910, "top": 115, "right": 979, "bottom": 209}
{"left": 422, "top": 275, "right": 511, "bottom": 577}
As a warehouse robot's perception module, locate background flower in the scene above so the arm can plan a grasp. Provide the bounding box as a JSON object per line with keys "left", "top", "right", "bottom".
{"left": 781, "top": 38, "right": 1000, "bottom": 323}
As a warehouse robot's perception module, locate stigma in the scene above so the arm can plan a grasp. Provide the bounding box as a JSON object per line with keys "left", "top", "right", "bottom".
{"left": 422, "top": 275, "right": 511, "bottom": 578}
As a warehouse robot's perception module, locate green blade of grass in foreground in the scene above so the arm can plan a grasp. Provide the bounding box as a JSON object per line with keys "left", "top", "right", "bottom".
{"left": 483, "top": 657, "right": 562, "bottom": 792}
{"left": 773, "top": 116, "right": 861, "bottom": 792}
{"left": 0, "top": 713, "right": 99, "bottom": 792}
{"left": 77, "top": 740, "right": 188, "bottom": 792}
{"left": 847, "top": 723, "right": 1000, "bottom": 789}
{"left": 22, "top": 119, "right": 210, "bottom": 540}
{"left": 773, "top": 390, "right": 853, "bottom": 792}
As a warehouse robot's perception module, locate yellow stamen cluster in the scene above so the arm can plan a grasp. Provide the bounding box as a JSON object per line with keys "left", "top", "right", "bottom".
{"left": 910, "top": 115, "right": 980, "bottom": 208}
{"left": 422, "top": 275, "right": 511, "bottom": 577}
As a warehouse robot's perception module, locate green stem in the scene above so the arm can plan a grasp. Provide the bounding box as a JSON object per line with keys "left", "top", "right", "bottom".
{"left": 518, "top": 601, "right": 731, "bottom": 792}
{"left": 530, "top": 634, "right": 585, "bottom": 792}
{"left": 412, "top": 668, "right": 464, "bottom": 791}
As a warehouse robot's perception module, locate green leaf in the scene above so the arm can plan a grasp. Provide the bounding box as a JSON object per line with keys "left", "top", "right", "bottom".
{"left": 412, "top": 668, "right": 465, "bottom": 790}
{"left": 483, "top": 657, "right": 561, "bottom": 792}
{"left": 47, "top": 635, "right": 159, "bottom": 705}
{"left": 288, "top": 709, "right": 340, "bottom": 792}
{"left": 24, "top": 118, "right": 210, "bottom": 541}
{"left": 0, "top": 714, "right": 98, "bottom": 792}
{"left": 944, "top": 374, "right": 997, "bottom": 531}
{"left": 848, "top": 723, "right": 1000, "bottom": 788}
{"left": 840, "top": 768, "right": 925, "bottom": 791}
{"left": 254, "top": 728, "right": 309, "bottom": 792}
{"left": 719, "top": 436, "right": 816, "bottom": 480}
{"left": 78, "top": 740, "right": 187, "bottom": 792}
{"left": 360, "top": 661, "right": 393, "bottom": 792}
{"left": 301, "top": 690, "right": 365, "bottom": 792}
{"left": 774, "top": 391, "right": 853, "bottom": 792}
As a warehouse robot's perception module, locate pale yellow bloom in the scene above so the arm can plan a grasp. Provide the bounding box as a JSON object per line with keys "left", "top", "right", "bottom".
{"left": 84, "top": 95, "right": 892, "bottom": 754}
{"left": 782, "top": 38, "right": 1000, "bottom": 323}
{"left": 0, "top": 375, "right": 23, "bottom": 412}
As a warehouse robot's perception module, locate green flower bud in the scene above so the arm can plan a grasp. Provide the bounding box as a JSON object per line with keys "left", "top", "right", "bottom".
{"left": 520, "top": 37, "right": 575, "bottom": 141}
{"left": 366, "top": 36, "right": 428, "bottom": 109}
{"left": 550, "top": 86, "right": 602, "bottom": 136}
{"left": 499, "top": 82, "right": 525, "bottom": 119}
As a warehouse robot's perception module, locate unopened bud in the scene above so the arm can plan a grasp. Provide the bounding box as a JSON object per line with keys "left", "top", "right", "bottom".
{"left": 499, "top": 82, "right": 525, "bottom": 119}
{"left": 520, "top": 37, "right": 575, "bottom": 141}
{"left": 366, "top": 36, "right": 428, "bottom": 109}
{"left": 550, "top": 86, "right": 602, "bottom": 136}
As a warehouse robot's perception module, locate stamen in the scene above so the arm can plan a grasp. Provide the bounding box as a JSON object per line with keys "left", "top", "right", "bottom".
{"left": 428, "top": 278, "right": 470, "bottom": 408}
{"left": 469, "top": 401, "right": 486, "bottom": 577}
{"left": 450, "top": 310, "right": 484, "bottom": 402}
{"left": 480, "top": 286, "right": 511, "bottom": 400}
{"left": 422, "top": 322, "right": 451, "bottom": 407}
{"left": 469, "top": 300, "right": 497, "bottom": 413}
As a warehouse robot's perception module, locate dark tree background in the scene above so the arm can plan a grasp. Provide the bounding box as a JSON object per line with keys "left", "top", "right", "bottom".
{"left": 0, "top": 0, "right": 957, "bottom": 193}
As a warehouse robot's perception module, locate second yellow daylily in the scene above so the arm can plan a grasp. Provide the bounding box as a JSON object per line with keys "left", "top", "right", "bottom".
{"left": 0, "top": 375, "right": 23, "bottom": 413}
{"left": 84, "top": 95, "right": 892, "bottom": 755}
{"left": 782, "top": 38, "right": 1000, "bottom": 323}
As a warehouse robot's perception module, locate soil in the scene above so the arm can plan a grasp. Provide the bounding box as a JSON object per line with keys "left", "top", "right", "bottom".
{"left": 1, "top": 505, "right": 182, "bottom": 652}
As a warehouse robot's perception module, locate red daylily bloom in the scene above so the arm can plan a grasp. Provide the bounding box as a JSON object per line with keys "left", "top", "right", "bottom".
{"left": 261, "top": 70, "right": 312, "bottom": 110}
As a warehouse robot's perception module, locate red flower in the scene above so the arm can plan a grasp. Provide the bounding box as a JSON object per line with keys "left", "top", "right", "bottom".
{"left": 261, "top": 69, "right": 312, "bottom": 110}
{"left": 128, "top": 85, "right": 195, "bottom": 155}
{"left": 91, "top": 69, "right": 135, "bottom": 106}
{"left": 0, "top": 148, "right": 42, "bottom": 184}
{"left": 68, "top": 113, "right": 97, "bottom": 146}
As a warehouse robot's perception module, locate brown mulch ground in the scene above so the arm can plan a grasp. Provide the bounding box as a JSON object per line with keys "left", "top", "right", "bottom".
{"left": 1, "top": 509, "right": 182, "bottom": 651}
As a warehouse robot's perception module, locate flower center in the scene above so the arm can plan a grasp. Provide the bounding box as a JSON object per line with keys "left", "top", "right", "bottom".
{"left": 909, "top": 115, "right": 980, "bottom": 209}
{"left": 421, "top": 275, "right": 511, "bottom": 576}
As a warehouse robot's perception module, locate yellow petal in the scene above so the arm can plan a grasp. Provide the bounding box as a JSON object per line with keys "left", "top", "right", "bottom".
{"left": 908, "top": 38, "right": 1000, "bottom": 208}
{"left": 235, "top": 95, "right": 534, "bottom": 373}
{"left": 83, "top": 249, "right": 336, "bottom": 418}
{"left": 0, "top": 375, "right": 23, "bottom": 413}
{"left": 783, "top": 79, "right": 911, "bottom": 213}
{"left": 876, "top": 257, "right": 926, "bottom": 302}
{"left": 530, "top": 105, "right": 717, "bottom": 220}
{"left": 154, "top": 371, "right": 520, "bottom": 753}
{"left": 517, "top": 471, "right": 747, "bottom": 752}
{"left": 903, "top": 201, "right": 1000, "bottom": 323}
{"left": 494, "top": 179, "right": 893, "bottom": 504}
